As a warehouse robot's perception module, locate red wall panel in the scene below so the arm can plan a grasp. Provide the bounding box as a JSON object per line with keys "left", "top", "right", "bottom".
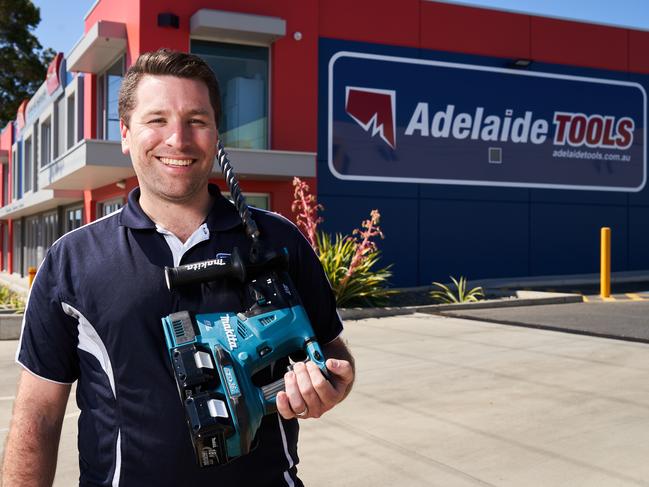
{"left": 531, "top": 17, "right": 628, "bottom": 71}
{"left": 136, "top": 0, "right": 319, "bottom": 152}
{"left": 270, "top": 1, "right": 318, "bottom": 151}
{"left": 319, "top": 0, "right": 420, "bottom": 48}
{"left": 0, "top": 124, "right": 12, "bottom": 205}
{"left": 629, "top": 29, "right": 649, "bottom": 74}
{"left": 420, "top": 2, "right": 530, "bottom": 59}
{"left": 207, "top": 177, "right": 312, "bottom": 222}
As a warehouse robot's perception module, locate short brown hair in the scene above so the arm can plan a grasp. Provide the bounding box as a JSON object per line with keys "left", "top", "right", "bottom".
{"left": 118, "top": 49, "right": 221, "bottom": 128}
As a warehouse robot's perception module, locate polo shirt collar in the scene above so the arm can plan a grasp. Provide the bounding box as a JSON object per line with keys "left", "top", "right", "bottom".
{"left": 119, "top": 184, "right": 243, "bottom": 232}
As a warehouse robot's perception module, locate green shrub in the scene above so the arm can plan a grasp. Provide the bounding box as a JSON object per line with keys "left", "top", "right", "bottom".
{"left": 293, "top": 178, "right": 394, "bottom": 307}
{"left": 0, "top": 286, "right": 25, "bottom": 312}
{"left": 430, "top": 276, "right": 484, "bottom": 304}
{"left": 317, "top": 232, "right": 393, "bottom": 307}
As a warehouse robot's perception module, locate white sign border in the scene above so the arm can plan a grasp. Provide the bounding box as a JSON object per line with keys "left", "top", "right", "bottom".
{"left": 327, "top": 50, "right": 648, "bottom": 192}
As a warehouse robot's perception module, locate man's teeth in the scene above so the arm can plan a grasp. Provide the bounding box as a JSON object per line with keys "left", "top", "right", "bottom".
{"left": 159, "top": 157, "right": 194, "bottom": 166}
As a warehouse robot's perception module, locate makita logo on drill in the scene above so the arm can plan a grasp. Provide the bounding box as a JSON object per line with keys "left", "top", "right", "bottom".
{"left": 345, "top": 86, "right": 396, "bottom": 149}
{"left": 220, "top": 315, "right": 238, "bottom": 350}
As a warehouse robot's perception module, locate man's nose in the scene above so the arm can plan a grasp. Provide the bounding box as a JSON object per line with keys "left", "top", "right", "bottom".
{"left": 164, "top": 121, "right": 191, "bottom": 148}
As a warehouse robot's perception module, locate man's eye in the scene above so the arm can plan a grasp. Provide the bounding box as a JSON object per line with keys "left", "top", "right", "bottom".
{"left": 189, "top": 119, "right": 206, "bottom": 125}
{"left": 148, "top": 118, "right": 165, "bottom": 124}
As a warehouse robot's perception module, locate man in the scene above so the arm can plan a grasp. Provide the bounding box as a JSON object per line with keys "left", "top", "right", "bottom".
{"left": 2, "top": 49, "right": 354, "bottom": 487}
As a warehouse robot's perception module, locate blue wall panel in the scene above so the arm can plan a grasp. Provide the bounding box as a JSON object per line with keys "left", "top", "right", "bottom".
{"left": 319, "top": 195, "right": 419, "bottom": 287}
{"left": 530, "top": 188, "right": 628, "bottom": 206}
{"left": 418, "top": 183, "right": 529, "bottom": 202}
{"left": 629, "top": 207, "right": 649, "bottom": 269}
{"left": 419, "top": 199, "right": 529, "bottom": 283}
{"left": 317, "top": 158, "right": 418, "bottom": 198}
{"left": 529, "top": 204, "right": 628, "bottom": 276}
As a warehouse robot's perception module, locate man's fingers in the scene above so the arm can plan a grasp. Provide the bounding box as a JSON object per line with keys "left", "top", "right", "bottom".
{"left": 283, "top": 370, "right": 308, "bottom": 418}
{"left": 276, "top": 391, "right": 295, "bottom": 419}
{"left": 325, "top": 358, "right": 354, "bottom": 394}
{"left": 305, "top": 361, "right": 338, "bottom": 405}
{"left": 276, "top": 359, "right": 355, "bottom": 420}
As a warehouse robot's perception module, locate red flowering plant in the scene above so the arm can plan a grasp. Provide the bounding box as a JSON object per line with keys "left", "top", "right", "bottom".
{"left": 292, "top": 178, "right": 393, "bottom": 307}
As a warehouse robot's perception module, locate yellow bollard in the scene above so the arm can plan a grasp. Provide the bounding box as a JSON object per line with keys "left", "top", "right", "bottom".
{"left": 28, "top": 266, "right": 36, "bottom": 288}
{"left": 600, "top": 227, "right": 611, "bottom": 298}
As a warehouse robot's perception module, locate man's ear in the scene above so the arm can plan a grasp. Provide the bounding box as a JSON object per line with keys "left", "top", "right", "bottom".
{"left": 120, "top": 119, "right": 130, "bottom": 155}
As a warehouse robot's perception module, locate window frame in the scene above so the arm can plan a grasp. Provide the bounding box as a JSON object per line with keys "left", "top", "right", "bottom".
{"left": 53, "top": 95, "right": 65, "bottom": 160}
{"left": 190, "top": 39, "right": 271, "bottom": 150}
{"left": 40, "top": 116, "right": 52, "bottom": 167}
{"left": 221, "top": 191, "right": 270, "bottom": 211}
{"left": 23, "top": 134, "right": 33, "bottom": 195}
{"left": 11, "top": 144, "right": 18, "bottom": 202}
{"left": 63, "top": 203, "right": 84, "bottom": 233}
{"left": 97, "top": 196, "right": 124, "bottom": 217}
{"left": 97, "top": 55, "right": 125, "bottom": 141}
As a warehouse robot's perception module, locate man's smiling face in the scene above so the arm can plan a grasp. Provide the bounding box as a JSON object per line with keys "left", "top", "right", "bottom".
{"left": 120, "top": 75, "right": 217, "bottom": 207}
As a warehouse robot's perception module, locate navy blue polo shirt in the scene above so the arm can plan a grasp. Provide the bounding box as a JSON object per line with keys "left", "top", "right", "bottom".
{"left": 16, "top": 185, "right": 343, "bottom": 487}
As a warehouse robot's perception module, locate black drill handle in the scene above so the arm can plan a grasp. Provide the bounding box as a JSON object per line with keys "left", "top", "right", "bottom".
{"left": 165, "top": 248, "right": 246, "bottom": 290}
{"left": 260, "top": 377, "right": 285, "bottom": 414}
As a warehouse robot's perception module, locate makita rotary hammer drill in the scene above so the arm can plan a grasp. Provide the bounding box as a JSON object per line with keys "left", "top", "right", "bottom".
{"left": 161, "top": 142, "right": 330, "bottom": 468}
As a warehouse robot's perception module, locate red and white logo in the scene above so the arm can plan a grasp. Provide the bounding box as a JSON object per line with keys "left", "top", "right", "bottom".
{"left": 345, "top": 86, "right": 397, "bottom": 149}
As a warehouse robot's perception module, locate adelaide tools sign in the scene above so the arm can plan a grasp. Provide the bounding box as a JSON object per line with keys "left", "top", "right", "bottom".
{"left": 328, "top": 51, "right": 647, "bottom": 192}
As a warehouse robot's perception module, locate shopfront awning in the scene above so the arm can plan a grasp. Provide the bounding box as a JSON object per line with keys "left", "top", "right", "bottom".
{"left": 40, "top": 139, "right": 135, "bottom": 190}
{"left": 0, "top": 190, "right": 83, "bottom": 220}
{"left": 67, "top": 20, "right": 127, "bottom": 73}
{"left": 190, "top": 9, "right": 285, "bottom": 45}
{"left": 216, "top": 148, "right": 315, "bottom": 179}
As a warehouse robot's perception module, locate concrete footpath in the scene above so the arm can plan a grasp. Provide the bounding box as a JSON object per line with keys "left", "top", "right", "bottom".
{"left": 2, "top": 313, "right": 649, "bottom": 486}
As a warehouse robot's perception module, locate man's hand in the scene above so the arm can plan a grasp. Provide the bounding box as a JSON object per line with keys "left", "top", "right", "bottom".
{"left": 276, "top": 337, "right": 354, "bottom": 420}
{"left": 1, "top": 370, "right": 71, "bottom": 487}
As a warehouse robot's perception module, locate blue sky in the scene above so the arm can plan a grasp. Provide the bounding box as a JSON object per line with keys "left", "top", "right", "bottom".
{"left": 32, "top": 0, "right": 649, "bottom": 54}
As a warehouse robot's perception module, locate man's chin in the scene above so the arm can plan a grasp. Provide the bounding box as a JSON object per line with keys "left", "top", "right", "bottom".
{"left": 154, "top": 184, "right": 210, "bottom": 204}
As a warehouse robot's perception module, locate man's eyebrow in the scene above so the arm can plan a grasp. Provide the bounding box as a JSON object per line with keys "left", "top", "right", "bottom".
{"left": 141, "top": 109, "right": 167, "bottom": 117}
{"left": 140, "top": 109, "right": 212, "bottom": 117}
{"left": 186, "top": 109, "right": 212, "bottom": 116}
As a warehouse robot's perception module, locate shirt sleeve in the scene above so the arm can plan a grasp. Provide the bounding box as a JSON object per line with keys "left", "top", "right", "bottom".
{"left": 16, "top": 248, "right": 80, "bottom": 384}
{"left": 289, "top": 226, "right": 344, "bottom": 345}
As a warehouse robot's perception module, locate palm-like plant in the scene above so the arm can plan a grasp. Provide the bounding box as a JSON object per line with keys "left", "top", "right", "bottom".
{"left": 317, "top": 232, "right": 393, "bottom": 307}
{"left": 430, "top": 276, "right": 484, "bottom": 304}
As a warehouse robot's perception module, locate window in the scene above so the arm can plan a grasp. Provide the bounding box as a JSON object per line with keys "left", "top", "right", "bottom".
{"left": 192, "top": 40, "right": 269, "bottom": 149}
{"left": 33, "top": 121, "right": 38, "bottom": 191}
{"left": 98, "top": 197, "right": 123, "bottom": 217}
{"left": 41, "top": 117, "right": 52, "bottom": 166}
{"left": 54, "top": 96, "right": 65, "bottom": 159}
{"left": 98, "top": 57, "right": 124, "bottom": 141}
{"left": 2, "top": 165, "right": 8, "bottom": 206}
{"left": 2, "top": 222, "right": 8, "bottom": 271}
{"left": 11, "top": 148, "right": 18, "bottom": 201}
{"left": 42, "top": 210, "right": 58, "bottom": 250}
{"left": 223, "top": 192, "right": 269, "bottom": 210}
{"left": 24, "top": 215, "right": 40, "bottom": 275}
{"left": 24, "top": 137, "right": 32, "bottom": 193}
{"left": 12, "top": 219, "right": 22, "bottom": 276}
{"left": 67, "top": 93, "right": 76, "bottom": 150}
{"left": 64, "top": 205, "right": 84, "bottom": 232}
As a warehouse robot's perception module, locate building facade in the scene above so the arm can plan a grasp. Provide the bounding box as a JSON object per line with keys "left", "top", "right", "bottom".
{"left": 0, "top": 0, "right": 647, "bottom": 287}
